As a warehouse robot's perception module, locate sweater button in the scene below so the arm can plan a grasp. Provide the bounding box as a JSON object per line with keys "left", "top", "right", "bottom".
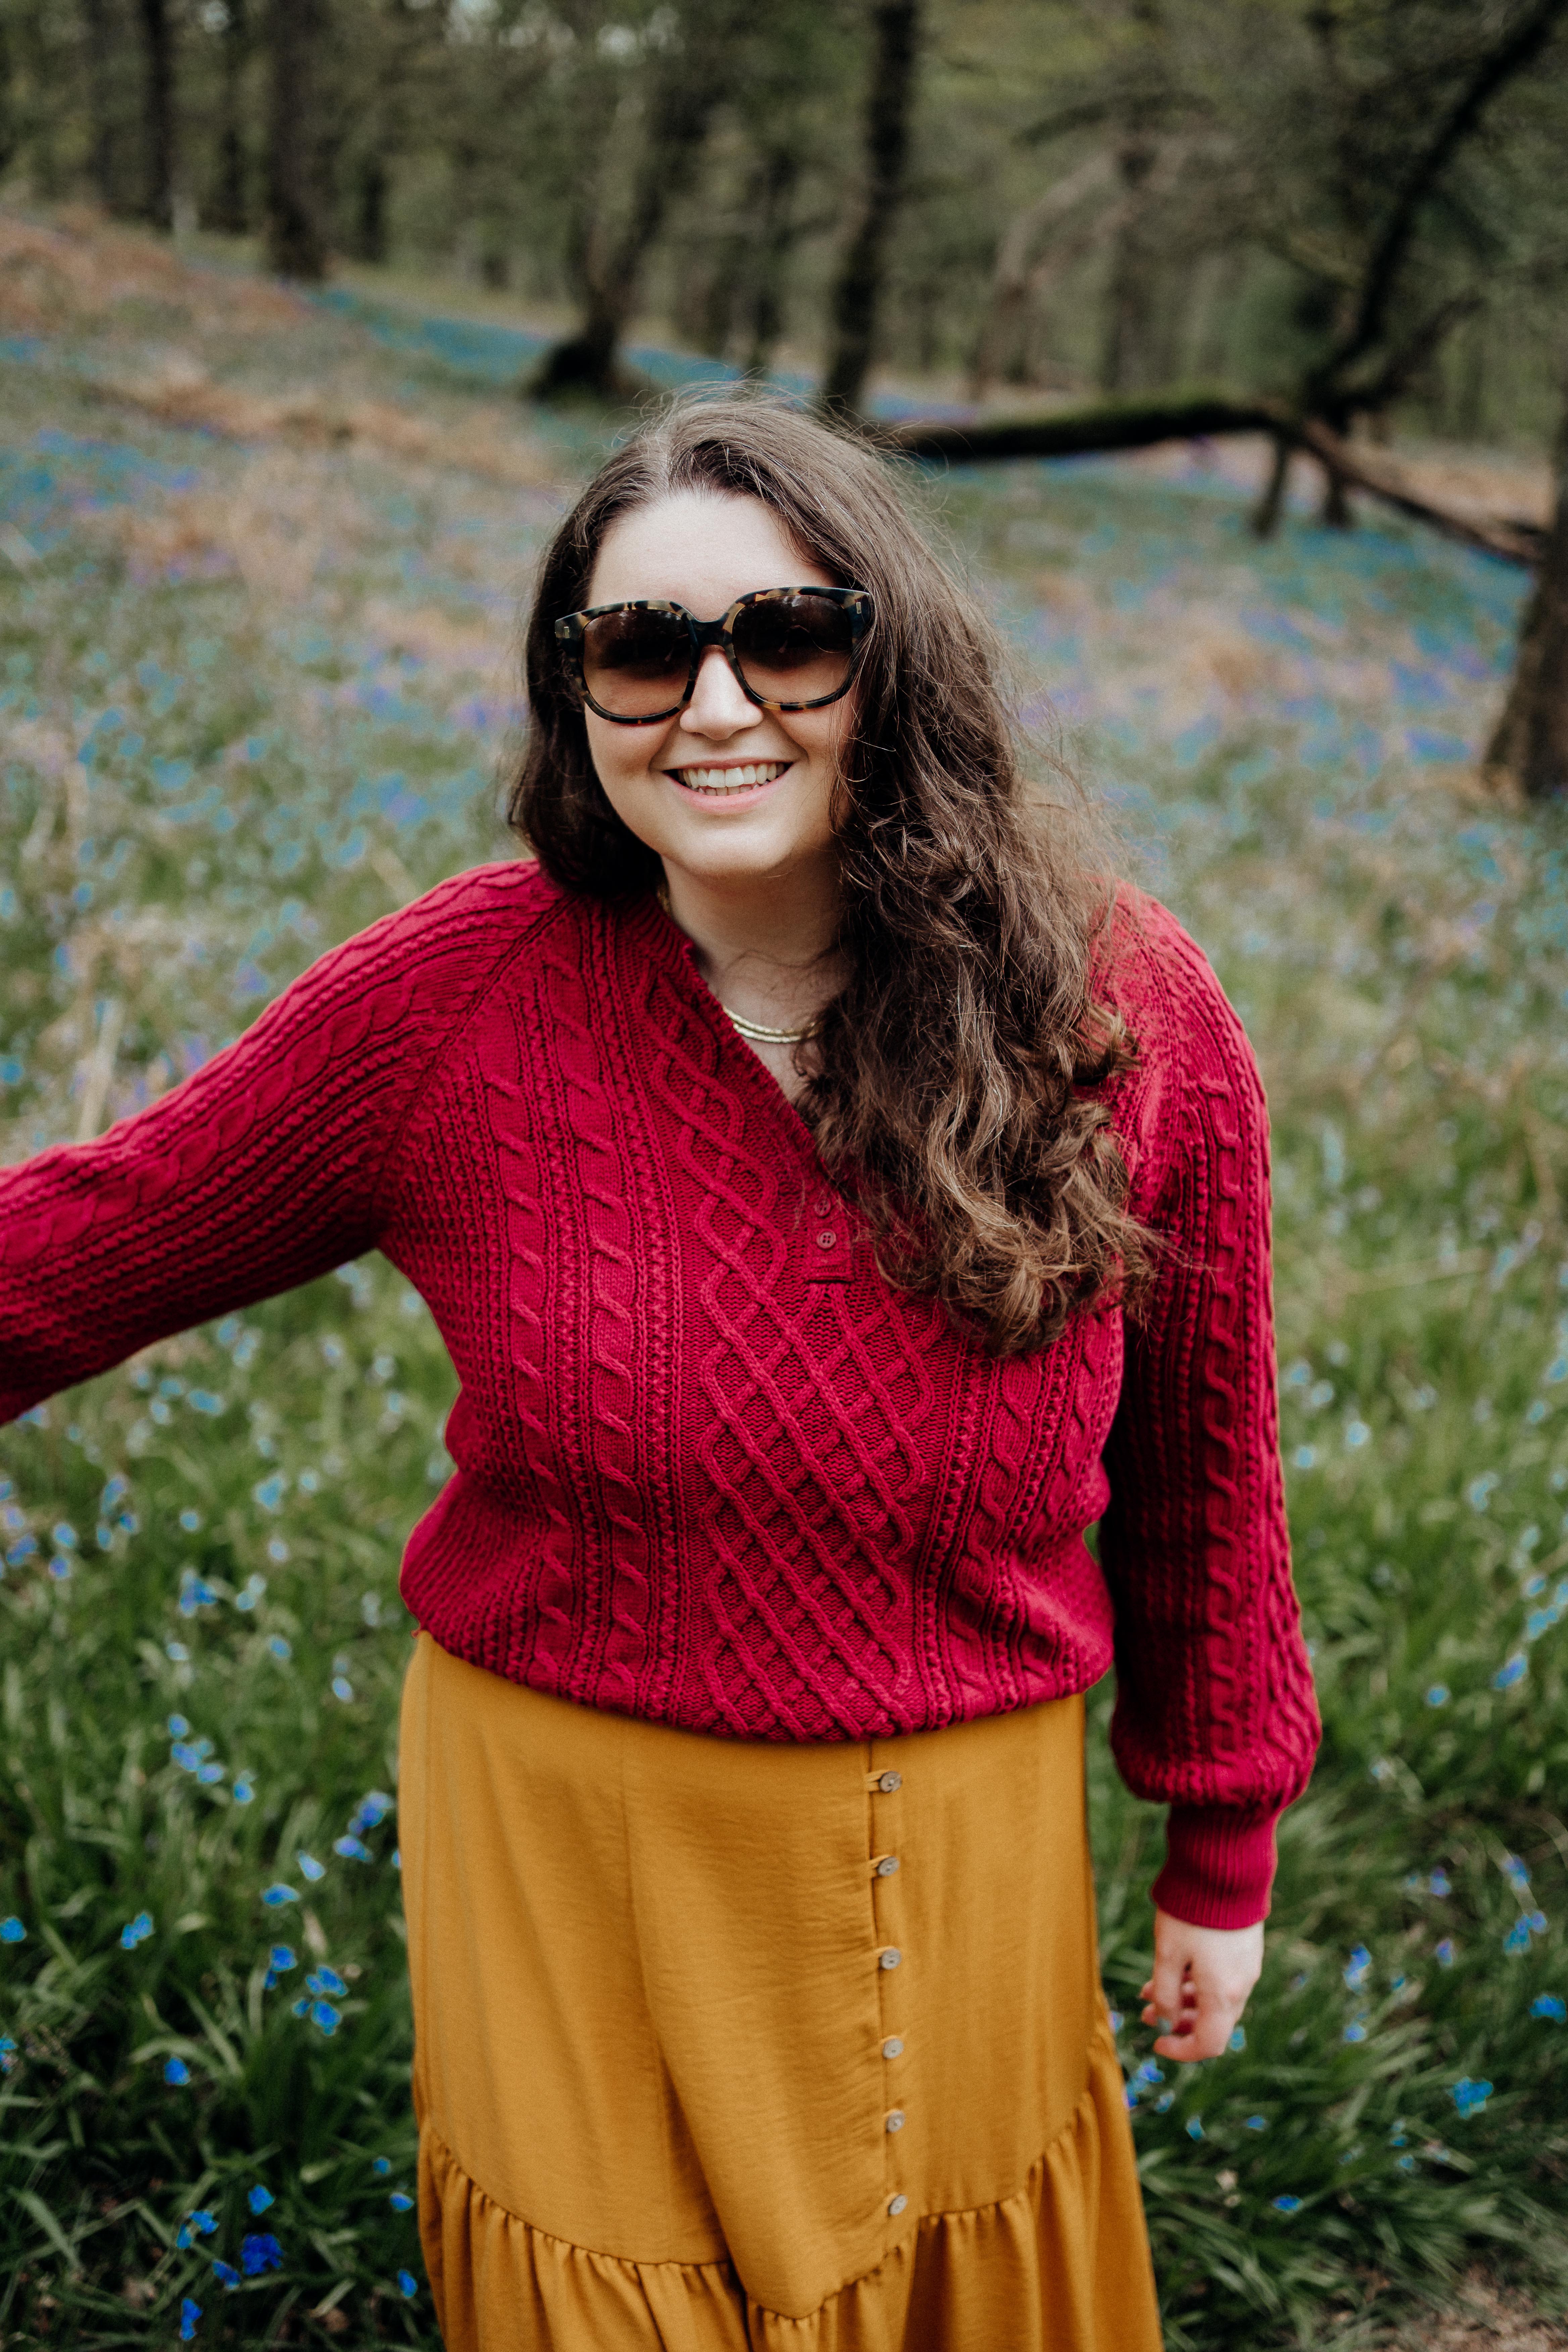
{"left": 815, "top": 1229, "right": 837, "bottom": 1251}
{"left": 812, "top": 1194, "right": 833, "bottom": 1217}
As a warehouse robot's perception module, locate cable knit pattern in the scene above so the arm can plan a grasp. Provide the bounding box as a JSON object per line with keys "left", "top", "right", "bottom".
{"left": 0, "top": 862, "right": 1318, "bottom": 1927}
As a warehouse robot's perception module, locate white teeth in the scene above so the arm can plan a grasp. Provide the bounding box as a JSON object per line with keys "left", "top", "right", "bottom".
{"left": 673, "top": 762, "right": 787, "bottom": 794}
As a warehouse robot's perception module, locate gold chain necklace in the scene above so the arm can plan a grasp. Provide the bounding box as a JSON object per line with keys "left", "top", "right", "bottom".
{"left": 655, "top": 884, "right": 823, "bottom": 1047}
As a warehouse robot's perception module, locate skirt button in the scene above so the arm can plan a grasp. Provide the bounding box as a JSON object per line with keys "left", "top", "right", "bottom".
{"left": 888, "top": 2194, "right": 909, "bottom": 2217}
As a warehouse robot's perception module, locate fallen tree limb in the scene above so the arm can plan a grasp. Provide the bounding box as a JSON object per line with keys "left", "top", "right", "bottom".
{"left": 882, "top": 395, "right": 1545, "bottom": 569}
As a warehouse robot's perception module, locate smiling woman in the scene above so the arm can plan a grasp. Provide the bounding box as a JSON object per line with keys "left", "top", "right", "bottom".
{"left": 0, "top": 391, "right": 1319, "bottom": 2352}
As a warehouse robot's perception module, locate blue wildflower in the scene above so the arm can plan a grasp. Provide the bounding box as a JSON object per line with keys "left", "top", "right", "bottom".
{"left": 179, "top": 2298, "right": 201, "bottom": 2340}
{"left": 233, "top": 1775, "right": 255, "bottom": 1804}
{"left": 179, "top": 1509, "right": 202, "bottom": 1532}
{"left": 309, "top": 2000, "right": 341, "bottom": 2036}
{"left": 1133, "top": 2059, "right": 1163, "bottom": 2086}
{"left": 1504, "top": 1919, "right": 1532, "bottom": 1954}
{"left": 306, "top": 1966, "right": 347, "bottom": 1996}
{"left": 211, "top": 2259, "right": 240, "bottom": 2288}
{"left": 252, "top": 1475, "right": 287, "bottom": 1512}
{"left": 1531, "top": 1994, "right": 1566, "bottom": 2021}
{"left": 0, "top": 2036, "right": 17, "bottom": 2072}
{"left": 1503, "top": 1855, "right": 1531, "bottom": 1893}
{"left": 164, "top": 2057, "right": 191, "bottom": 2084}
{"left": 1493, "top": 1654, "right": 1528, "bottom": 1690}
{"left": 1245, "top": 2115, "right": 1267, "bottom": 2130}
{"left": 119, "top": 1911, "right": 154, "bottom": 1950}
{"left": 333, "top": 1834, "right": 371, "bottom": 1861}
{"left": 351, "top": 1790, "right": 394, "bottom": 1831}
{"left": 331, "top": 1675, "right": 354, "bottom": 1702}
{"left": 1429, "top": 1868, "right": 1452, "bottom": 1897}
{"left": 390, "top": 2190, "right": 414, "bottom": 2211}
{"left": 247, "top": 2184, "right": 275, "bottom": 2214}
{"left": 1228, "top": 2026, "right": 1245, "bottom": 2051}
{"left": 297, "top": 1852, "right": 326, "bottom": 1882}
{"left": 261, "top": 1884, "right": 298, "bottom": 1907}
{"left": 1452, "top": 2076, "right": 1493, "bottom": 2117}
{"left": 1343, "top": 1945, "right": 1372, "bottom": 1991}
{"left": 0, "top": 1917, "right": 24, "bottom": 1943}
{"left": 1272, "top": 2195, "right": 1303, "bottom": 2213}
{"left": 269, "top": 1945, "right": 297, "bottom": 1971}
{"left": 1185, "top": 2116, "right": 1204, "bottom": 2140}
{"left": 167, "top": 1714, "right": 190, "bottom": 1736}
{"left": 397, "top": 2271, "right": 418, "bottom": 2297}
{"left": 1344, "top": 2019, "right": 1368, "bottom": 2042}
{"left": 267, "top": 1635, "right": 292, "bottom": 1660}
{"left": 1425, "top": 1684, "right": 1450, "bottom": 1707}
{"left": 372, "top": 2156, "right": 391, "bottom": 2176}
{"left": 1527, "top": 1910, "right": 1548, "bottom": 1935}
{"left": 1435, "top": 1938, "right": 1456, "bottom": 1966}
{"left": 240, "top": 2233, "right": 282, "bottom": 2275}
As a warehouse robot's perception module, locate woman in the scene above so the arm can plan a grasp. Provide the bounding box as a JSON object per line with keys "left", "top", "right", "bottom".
{"left": 0, "top": 395, "right": 1318, "bottom": 2350}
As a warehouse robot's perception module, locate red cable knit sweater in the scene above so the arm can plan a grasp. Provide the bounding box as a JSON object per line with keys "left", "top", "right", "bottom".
{"left": 0, "top": 861, "right": 1317, "bottom": 1927}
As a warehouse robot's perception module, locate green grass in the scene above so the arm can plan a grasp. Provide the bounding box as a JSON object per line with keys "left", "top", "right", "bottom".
{"left": 2, "top": 226, "right": 1568, "bottom": 2346}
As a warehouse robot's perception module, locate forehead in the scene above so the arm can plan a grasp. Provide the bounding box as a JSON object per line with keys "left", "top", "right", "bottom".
{"left": 587, "top": 489, "right": 833, "bottom": 613}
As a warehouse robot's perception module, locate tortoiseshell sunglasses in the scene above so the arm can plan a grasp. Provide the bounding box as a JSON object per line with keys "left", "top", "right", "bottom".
{"left": 554, "top": 586, "right": 873, "bottom": 725}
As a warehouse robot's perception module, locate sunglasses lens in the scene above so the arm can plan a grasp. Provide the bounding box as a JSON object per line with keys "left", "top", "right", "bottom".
{"left": 733, "top": 592, "right": 858, "bottom": 704}
{"left": 580, "top": 607, "right": 690, "bottom": 717}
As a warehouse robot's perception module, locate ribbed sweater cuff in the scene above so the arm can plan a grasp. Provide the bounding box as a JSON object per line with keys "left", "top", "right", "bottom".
{"left": 1153, "top": 1804, "right": 1279, "bottom": 1930}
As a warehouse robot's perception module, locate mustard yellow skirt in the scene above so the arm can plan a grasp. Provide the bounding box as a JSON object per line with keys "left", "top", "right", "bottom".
{"left": 399, "top": 1634, "right": 1162, "bottom": 2351}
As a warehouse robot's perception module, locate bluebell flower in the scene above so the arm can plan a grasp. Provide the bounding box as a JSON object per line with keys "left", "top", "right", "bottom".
{"left": 1154, "top": 2090, "right": 1174, "bottom": 2112}
{"left": 240, "top": 2233, "right": 282, "bottom": 2274}
{"left": 179, "top": 1509, "right": 202, "bottom": 1533}
{"left": 1228, "top": 2026, "right": 1246, "bottom": 2051}
{"left": 261, "top": 1884, "right": 298, "bottom": 1908}
{"left": 0, "top": 1917, "right": 24, "bottom": 1943}
{"left": 164, "top": 2056, "right": 191, "bottom": 2084}
{"left": 167, "top": 1714, "right": 190, "bottom": 1736}
{"left": 1185, "top": 2115, "right": 1204, "bottom": 2139}
{"left": 372, "top": 2156, "right": 391, "bottom": 2176}
{"left": 1342, "top": 1945, "right": 1372, "bottom": 1991}
{"left": 333, "top": 1835, "right": 371, "bottom": 1861}
{"left": 0, "top": 2036, "right": 17, "bottom": 2072}
{"left": 1271, "top": 2194, "right": 1303, "bottom": 2213}
{"left": 1429, "top": 1868, "right": 1451, "bottom": 1897}
{"left": 269, "top": 1944, "right": 297, "bottom": 1971}
{"left": 120, "top": 1911, "right": 154, "bottom": 1950}
{"left": 52, "top": 1522, "right": 77, "bottom": 1551}
{"left": 179, "top": 2297, "right": 201, "bottom": 2339}
{"left": 306, "top": 1966, "right": 347, "bottom": 1996}
{"left": 197, "top": 1761, "right": 225, "bottom": 1785}
{"left": 1531, "top": 1994, "right": 1566, "bottom": 2021}
{"left": 390, "top": 2190, "right": 414, "bottom": 2211}
{"left": 1425, "top": 1684, "right": 1450, "bottom": 1708}
{"left": 1452, "top": 2076, "right": 1492, "bottom": 2117}
{"left": 212, "top": 2259, "right": 240, "bottom": 2289}
{"left": 1504, "top": 1919, "right": 1531, "bottom": 1955}
{"left": 166, "top": 1641, "right": 190, "bottom": 1663}
{"left": 291, "top": 1998, "right": 310, "bottom": 2017}
{"left": 1502, "top": 1855, "right": 1531, "bottom": 1893}
{"left": 1493, "top": 1654, "right": 1527, "bottom": 1690}
{"left": 1133, "top": 2059, "right": 1163, "bottom": 2086}
{"left": 1435, "top": 1938, "right": 1456, "bottom": 1967}
{"left": 331, "top": 1675, "right": 354, "bottom": 1702}
{"left": 253, "top": 1474, "right": 287, "bottom": 1512}
{"left": 248, "top": 2184, "right": 274, "bottom": 2214}
{"left": 398, "top": 2271, "right": 419, "bottom": 2297}
{"left": 297, "top": 1852, "right": 326, "bottom": 1882}
{"left": 351, "top": 1791, "right": 394, "bottom": 1831}
{"left": 233, "top": 1775, "right": 255, "bottom": 1805}
{"left": 267, "top": 1635, "right": 292, "bottom": 1660}
{"left": 1527, "top": 1910, "right": 1548, "bottom": 1935}
{"left": 1245, "top": 2115, "right": 1267, "bottom": 2130}
{"left": 1397, "top": 2152, "right": 1416, "bottom": 2171}
{"left": 309, "top": 2000, "right": 341, "bottom": 2037}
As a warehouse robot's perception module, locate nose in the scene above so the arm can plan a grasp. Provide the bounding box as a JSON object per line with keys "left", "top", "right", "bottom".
{"left": 679, "top": 644, "right": 761, "bottom": 738}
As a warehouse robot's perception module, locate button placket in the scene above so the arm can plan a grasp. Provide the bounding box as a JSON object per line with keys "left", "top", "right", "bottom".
{"left": 868, "top": 1750, "right": 910, "bottom": 2230}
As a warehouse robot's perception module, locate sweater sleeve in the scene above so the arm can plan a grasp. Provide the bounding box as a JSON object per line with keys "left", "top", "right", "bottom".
{"left": 1097, "top": 914, "right": 1319, "bottom": 1930}
{"left": 0, "top": 878, "right": 501, "bottom": 1424}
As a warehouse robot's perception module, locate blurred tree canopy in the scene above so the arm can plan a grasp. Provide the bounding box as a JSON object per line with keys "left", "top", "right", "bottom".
{"left": 1, "top": 0, "right": 1565, "bottom": 448}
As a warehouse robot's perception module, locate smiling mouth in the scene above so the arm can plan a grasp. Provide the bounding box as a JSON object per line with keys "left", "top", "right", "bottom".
{"left": 668, "top": 761, "right": 790, "bottom": 796}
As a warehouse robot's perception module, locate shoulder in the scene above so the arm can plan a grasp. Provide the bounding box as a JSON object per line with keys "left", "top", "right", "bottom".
{"left": 1094, "top": 886, "right": 1268, "bottom": 1207}
{"left": 280, "top": 858, "right": 575, "bottom": 1015}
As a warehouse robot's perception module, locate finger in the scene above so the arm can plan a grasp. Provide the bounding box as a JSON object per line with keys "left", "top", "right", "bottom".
{"left": 1147, "top": 1941, "right": 1187, "bottom": 2033}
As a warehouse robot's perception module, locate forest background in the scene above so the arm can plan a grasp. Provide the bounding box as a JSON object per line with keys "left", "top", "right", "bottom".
{"left": 3, "top": 0, "right": 1568, "bottom": 2347}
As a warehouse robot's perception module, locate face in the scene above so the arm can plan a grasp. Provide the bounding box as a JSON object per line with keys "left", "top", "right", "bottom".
{"left": 580, "top": 489, "right": 854, "bottom": 898}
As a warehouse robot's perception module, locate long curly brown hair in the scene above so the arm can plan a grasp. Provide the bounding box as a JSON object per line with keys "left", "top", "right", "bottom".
{"left": 510, "top": 393, "right": 1152, "bottom": 1355}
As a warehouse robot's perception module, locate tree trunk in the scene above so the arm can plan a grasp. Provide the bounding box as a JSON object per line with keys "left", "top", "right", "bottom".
{"left": 136, "top": 0, "right": 175, "bottom": 230}
{"left": 1099, "top": 133, "right": 1160, "bottom": 394}
{"left": 1251, "top": 432, "right": 1292, "bottom": 538}
{"left": 1483, "top": 381, "right": 1568, "bottom": 802}
{"left": 209, "top": 0, "right": 249, "bottom": 233}
{"left": 80, "top": 0, "right": 119, "bottom": 208}
{"left": 266, "top": 0, "right": 326, "bottom": 279}
{"left": 818, "top": 0, "right": 921, "bottom": 418}
{"left": 743, "top": 146, "right": 800, "bottom": 377}
{"left": 353, "top": 152, "right": 388, "bottom": 263}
